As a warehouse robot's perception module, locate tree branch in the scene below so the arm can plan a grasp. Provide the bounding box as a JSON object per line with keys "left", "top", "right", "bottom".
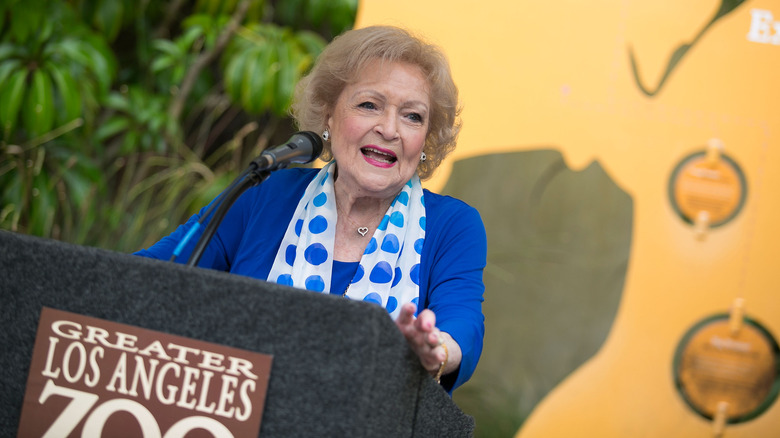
{"left": 168, "top": 0, "right": 251, "bottom": 122}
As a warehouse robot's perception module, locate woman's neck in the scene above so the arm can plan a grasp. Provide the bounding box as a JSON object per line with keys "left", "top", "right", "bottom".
{"left": 332, "top": 180, "right": 397, "bottom": 262}
{"left": 333, "top": 179, "right": 396, "bottom": 221}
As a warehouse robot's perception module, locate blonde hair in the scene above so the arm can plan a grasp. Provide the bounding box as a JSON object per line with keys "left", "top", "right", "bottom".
{"left": 291, "top": 25, "right": 461, "bottom": 180}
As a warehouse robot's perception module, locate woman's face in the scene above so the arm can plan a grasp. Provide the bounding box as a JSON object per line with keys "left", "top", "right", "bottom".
{"left": 328, "top": 59, "right": 430, "bottom": 201}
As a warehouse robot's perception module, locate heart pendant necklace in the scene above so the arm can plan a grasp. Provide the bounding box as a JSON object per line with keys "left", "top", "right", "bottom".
{"left": 337, "top": 204, "right": 371, "bottom": 238}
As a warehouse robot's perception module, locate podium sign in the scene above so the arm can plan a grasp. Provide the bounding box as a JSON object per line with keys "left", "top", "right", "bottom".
{"left": 17, "top": 308, "right": 272, "bottom": 437}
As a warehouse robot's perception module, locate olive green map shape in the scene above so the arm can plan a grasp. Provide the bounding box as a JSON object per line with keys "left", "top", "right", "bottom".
{"left": 442, "top": 150, "right": 632, "bottom": 436}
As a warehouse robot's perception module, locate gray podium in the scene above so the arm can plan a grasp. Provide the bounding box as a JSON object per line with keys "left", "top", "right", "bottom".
{"left": 0, "top": 231, "right": 474, "bottom": 437}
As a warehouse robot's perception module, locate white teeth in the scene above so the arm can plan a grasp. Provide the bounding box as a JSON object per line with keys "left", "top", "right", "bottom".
{"left": 362, "top": 147, "right": 396, "bottom": 163}
{"left": 363, "top": 147, "right": 393, "bottom": 157}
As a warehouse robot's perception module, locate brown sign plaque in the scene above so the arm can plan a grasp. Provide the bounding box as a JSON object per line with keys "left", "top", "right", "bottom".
{"left": 17, "top": 307, "right": 273, "bottom": 437}
{"left": 669, "top": 149, "right": 747, "bottom": 227}
{"left": 674, "top": 315, "right": 779, "bottom": 423}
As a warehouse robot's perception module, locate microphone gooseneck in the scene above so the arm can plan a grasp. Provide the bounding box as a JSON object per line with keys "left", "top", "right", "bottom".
{"left": 175, "top": 131, "right": 324, "bottom": 266}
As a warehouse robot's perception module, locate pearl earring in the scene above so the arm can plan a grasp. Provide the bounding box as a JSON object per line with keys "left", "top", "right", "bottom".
{"left": 322, "top": 129, "right": 330, "bottom": 141}
{"left": 420, "top": 151, "right": 427, "bottom": 162}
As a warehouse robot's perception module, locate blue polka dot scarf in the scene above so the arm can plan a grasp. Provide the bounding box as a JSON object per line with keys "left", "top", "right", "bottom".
{"left": 267, "top": 161, "right": 426, "bottom": 320}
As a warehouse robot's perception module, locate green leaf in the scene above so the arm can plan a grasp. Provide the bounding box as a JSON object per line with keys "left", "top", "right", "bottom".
{"left": 148, "top": 114, "right": 163, "bottom": 133}
{"left": 94, "top": 116, "right": 130, "bottom": 142}
{"left": 182, "top": 14, "right": 213, "bottom": 31}
{"left": 36, "top": 10, "right": 55, "bottom": 47}
{"left": 49, "top": 146, "right": 102, "bottom": 183}
{"left": 93, "top": 0, "right": 124, "bottom": 41}
{"left": 120, "top": 128, "right": 140, "bottom": 154}
{"left": 307, "top": 0, "right": 328, "bottom": 27}
{"left": 273, "top": 41, "right": 296, "bottom": 116}
{"left": 177, "top": 26, "right": 205, "bottom": 52}
{"left": 103, "top": 91, "right": 130, "bottom": 111}
{"left": 194, "top": 0, "right": 221, "bottom": 16}
{"left": 150, "top": 56, "right": 176, "bottom": 74}
{"left": 45, "top": 61, "right": 82, "bottom": 123}
{"left": 55, "top": 37, "right": 116, "bottom": 98}
{"left": 152, "top": 39, "right": 182, "bottom": 59}
{"left": 79, "top": 40, "right": 114, "bottom": 96}
{"left": 261, "top": 44, "right": 279, "bottom": 111}
{"left": 295, "top": 30, "right": 327, "bottom": 58}
{"left": 275, "top": 0, "right": 305, "bottom": 26}
{"left": 30, "top": 171, "right": 55, "bottom": 236}
{"left": 9, "top": 1, "right": 42, "bottom": 43}
{"left": 140, "top": 131, "right": 153, "bottom": 151}
{"left": 0, "top": 68, "right": 28, "bottom": 138}
{"left": 1, "top": 165, "right": 23, "bottom": 205}
{"left": 223, "top": 49, "right": 249, "bottom": 103}
{"left": 0, "top": 58, "right": 23, "bottom": 88}
{"left": 22, "top": 68, "right": 55, "bottom": 137}
{"left": 172, "top": 61, "right": 186, "bottom": 84}
{"left": 0, "top": 43, "right": 21, "bottom": 62}
{"left": 60, "top": 161, "right": 93, "bottom": 207}
{"left": 329, "top": 0, "right": 358, "bottom": 35}
{"left": 241, "top": 47, "right": 275, "bottom": 114}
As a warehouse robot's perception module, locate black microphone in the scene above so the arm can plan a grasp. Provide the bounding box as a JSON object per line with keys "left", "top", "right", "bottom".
{"left": 183, "top": 131, "right": 323, "bottom": 266}
{"left": 251, "top": 131, "right": 323, "bottom": 171}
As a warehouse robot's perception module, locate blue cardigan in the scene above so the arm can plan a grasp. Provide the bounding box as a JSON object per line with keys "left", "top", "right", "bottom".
{"left": 136, "top": 167, "right": 486, "bottom": 392}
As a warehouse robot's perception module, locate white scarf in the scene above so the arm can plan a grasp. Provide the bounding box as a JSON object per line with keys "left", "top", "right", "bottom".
{"left": 267, "top": 162, "right": 426, "bottom": 320}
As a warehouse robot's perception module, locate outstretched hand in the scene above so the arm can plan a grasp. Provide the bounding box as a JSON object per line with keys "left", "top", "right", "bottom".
{"left": 394, "top": 303, "right": 461, "bottom": 379}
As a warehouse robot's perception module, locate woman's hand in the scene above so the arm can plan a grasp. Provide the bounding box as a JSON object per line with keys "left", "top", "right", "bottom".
{"left": 394, "top": 302, "right": 462, "bottom": 380}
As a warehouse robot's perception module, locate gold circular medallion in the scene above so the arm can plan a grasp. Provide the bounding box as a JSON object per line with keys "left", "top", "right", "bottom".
{"left": 669, "top": 150, "right": 747, "bottom": 227}
{"left": 674, "top": 315, "right": 779, "bottom": 422}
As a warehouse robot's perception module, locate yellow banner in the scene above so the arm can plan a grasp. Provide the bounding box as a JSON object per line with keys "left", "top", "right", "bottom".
{"left": 358, "top": 1, "right": 780, "bottom": 436}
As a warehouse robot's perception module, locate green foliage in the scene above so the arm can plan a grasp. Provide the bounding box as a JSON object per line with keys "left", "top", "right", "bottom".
{"left": 0, "top": 0, "right": 356, "bottom": 251}
{"left": 223, "top": 23, "right": 324, "bottom": 115}
{"left": 275, "top": 0, "right": 358, "bottom": 36}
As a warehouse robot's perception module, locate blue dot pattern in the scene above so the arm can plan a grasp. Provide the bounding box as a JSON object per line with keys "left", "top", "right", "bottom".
{"left": 378, "top": 215, "right": 390, "bottom": 231}
{"left": 389, "top": 211, "right": 405, "bottom": 228}
{"left": 381, "top": 234, "right": 400, "bottom": 254}
{"left": 313, "top": 192, "right": 327, "bottom": 207}
{"left": 364, "top": 238, "right": 377, "bottom": 255}
{"left": 266, "top": 161, "right": 426, "bottom": 320}
{"left": 386, "top": 296, "right": 398, "bottom": 313}
{"left": 392, "top": 267, "right": 402, "bottom": 287}
{"left": 414, "top": 238, "right": 424, "bottom": 255}
{"left": 352, "top": 264, "right": 364, "bottom": 283}
{"left": 305, "top": 275, "right": 325, "bottom": 292}
{"left": 285, "top": 244, "right": 297, "bottom": 265}
{"left": 304, "top": 243, "right": 328, "bottom": 265}
{"left": 363, "top": 292, "right": 382, "bottom": 305}
{"left": 308, "top": 215, "right": 328, "bottom": 234}
{"left": 277, "top": 274, "right": 293, "bottom": 286}
{"left": 369, "top": 261, "right": 393, "bottom": 283}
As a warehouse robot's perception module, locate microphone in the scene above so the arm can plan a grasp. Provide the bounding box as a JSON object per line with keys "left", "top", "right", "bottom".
{"left": 182, "top": 131, "right": 323, "bottom": 266}
{"left": 251, "top": 131, "right": 323, "bottom": 171}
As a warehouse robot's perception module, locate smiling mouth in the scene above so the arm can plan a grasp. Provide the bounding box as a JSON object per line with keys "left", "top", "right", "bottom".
{"left": 361, "top": 147, "right": 397, "bottom": 164}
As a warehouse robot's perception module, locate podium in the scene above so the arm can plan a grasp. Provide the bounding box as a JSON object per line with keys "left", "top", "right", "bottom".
{"left": 0, "top": 231, "right": 474, "bottom": 436}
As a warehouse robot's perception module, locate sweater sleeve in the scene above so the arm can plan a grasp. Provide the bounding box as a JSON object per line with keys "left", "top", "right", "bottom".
{"left": 133, "top": 190, "right": 251, "bottom": 270}
{"left": 132, "top": 169, "right": 308, "bottom": 270}
{"left": 422, "top": 193, "right": 487, "bottom": 393}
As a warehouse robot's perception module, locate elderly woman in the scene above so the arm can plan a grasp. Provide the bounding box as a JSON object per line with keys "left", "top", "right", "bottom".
{"left": 136, "top": 25, "right": 486, "bottom": 393}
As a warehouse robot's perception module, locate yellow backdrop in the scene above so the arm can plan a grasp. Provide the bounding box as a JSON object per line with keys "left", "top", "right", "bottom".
{"left": 358, "top": 0, "right": 780, "bottom": 436}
